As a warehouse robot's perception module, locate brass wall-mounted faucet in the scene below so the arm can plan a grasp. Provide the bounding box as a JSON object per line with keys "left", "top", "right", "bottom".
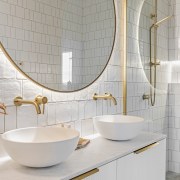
{"left": 14, "top": 95, "right": 48, "bottom": 114}
{"left": 93, "top": 93, "right": 117, "bottom": 105}
{"left": 0, "top": 103, "right": 7, "bottom": 115}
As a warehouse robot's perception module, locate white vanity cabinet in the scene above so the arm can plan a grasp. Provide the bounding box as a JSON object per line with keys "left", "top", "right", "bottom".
{"left": 72, "top": 161, "right": 117, "bottom": 180}
{"left": 117, "top": 139, "right": 166, "bottom": 180}
{"left": 72, "top": 139, "right": 166, "bottom": 180}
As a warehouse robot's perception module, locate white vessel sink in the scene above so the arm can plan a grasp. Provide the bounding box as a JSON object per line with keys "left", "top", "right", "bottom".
{"left": 93, "top": 115, "right": 144, "bottom": 141}
{"left": 1, "top": 127, "right": 79, "bottom": 168}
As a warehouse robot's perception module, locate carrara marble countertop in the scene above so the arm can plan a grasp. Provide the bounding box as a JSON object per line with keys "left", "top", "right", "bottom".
{"left": 0, "top": 132, "right": 166, "bottom": 180}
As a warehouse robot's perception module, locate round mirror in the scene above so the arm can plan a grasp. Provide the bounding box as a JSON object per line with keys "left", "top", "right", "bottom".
{"left": 0, "top": 0, "right": 116, "bottom": 92}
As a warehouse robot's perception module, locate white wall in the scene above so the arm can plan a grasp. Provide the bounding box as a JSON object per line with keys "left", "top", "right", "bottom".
{"left": 167, "top": 0, "right": 180, "bottom": 173}
{"left": 127, "top": 0, "right": 169, "bottom": 134}
{"left": 132, "top": 0, "right": 180, "bottom": 173}
{"left": 127, "top": 0, "right": 170, "bottom": 171}
{"left": 168, "top": 84, "right": 180, "bottom": 172}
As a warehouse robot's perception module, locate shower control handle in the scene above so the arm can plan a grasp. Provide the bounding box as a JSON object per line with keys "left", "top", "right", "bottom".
{"left": 150, "top": 61, "right": 160, "bottom": 66}
{"left": 142, "top": 94, "right": 150, "bottom": 100}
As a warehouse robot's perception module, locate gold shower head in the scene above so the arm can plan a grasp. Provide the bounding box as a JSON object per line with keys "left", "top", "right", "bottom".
{"left": 153, "top": 15, "right": 173, "bottom": 27}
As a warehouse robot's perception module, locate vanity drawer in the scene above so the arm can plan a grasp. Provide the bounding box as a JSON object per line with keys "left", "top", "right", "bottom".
{"left": 117, "top": 139, "right": 166, "bottom": 180}
{"left": 71, "top": 161, "right": 116, "bottom": 180}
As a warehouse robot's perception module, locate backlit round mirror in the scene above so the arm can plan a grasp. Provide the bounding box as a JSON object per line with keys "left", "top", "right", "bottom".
{"left": 0, "top": 0, "right": 116, "bottom": 92}
{"left": 138, "top": 0, "right": 173, "bottom": 93}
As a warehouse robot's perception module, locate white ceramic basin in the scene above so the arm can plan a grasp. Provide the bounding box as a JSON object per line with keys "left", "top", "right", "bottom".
{"left": 93, "top": 115, "right": 144, "bottom": 141}
{"left": 1, "top": 127, "right": 79, "bottom": 167}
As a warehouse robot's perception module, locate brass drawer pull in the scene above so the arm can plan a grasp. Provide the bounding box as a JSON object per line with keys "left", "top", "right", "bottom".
{"left": 134, "top": 142, "right": 159, "bottom": 154}
{"left": 71, "top": 168, "right": 99, "bottom": 180}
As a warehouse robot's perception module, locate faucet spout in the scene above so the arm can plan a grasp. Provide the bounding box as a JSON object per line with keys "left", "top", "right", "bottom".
{"left": 105, "top": 93, "right": 117, "bottom": 105}
{"left": 14, "top": 97, "right": 41, "bottom": 114}
{"left": 110, "top": 96, "right": 117, "bottom": 105}
{"left": 30, "top": 101, "right": 41, "bottom": 114}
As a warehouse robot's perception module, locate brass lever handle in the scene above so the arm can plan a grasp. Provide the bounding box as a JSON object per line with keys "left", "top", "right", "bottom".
{"left": 142, "top": 94, "right": 150, "bottom": 100}
{"left": 150, "top": 61, "right": 160, "bottom": 66}
{"left": 71, "top": 168, "right": 99, "bottom": 180}
{"left": 134, "top": 142, "right": 159, "bottom": 154}
{"left": 35, "top": 95, "right": 48, "bottom": 104}
{"left": 35, "top": 95, "right": 48, "bottom": 114}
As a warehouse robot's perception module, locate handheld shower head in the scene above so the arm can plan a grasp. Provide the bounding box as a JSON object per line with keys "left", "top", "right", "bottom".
{"left": 154, "top": 15, "right": 173, "bottom": 26}
{"left": 151, "top": 15, "right": 173, "bottom": 28}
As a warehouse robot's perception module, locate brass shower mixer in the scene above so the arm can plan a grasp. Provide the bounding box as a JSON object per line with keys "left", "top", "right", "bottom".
{"left": 150, "top": 61, "right": 160, "bottom": 66}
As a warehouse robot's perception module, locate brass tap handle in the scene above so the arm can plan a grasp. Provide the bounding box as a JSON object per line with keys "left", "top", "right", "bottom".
{"left": 142, "top": 94, "right": 150, "bottom": 100}
{"left": 0, "top": 103, "right": 7, "bottom": 115}
{"left": 35, "top": 95, "right": 48, "bottom": 114}
{"left": 142, "top": 94, "right": 150, "bottom": 105}
{"left": 35, "top": 95, "right": 48, "bottom": 104}
{"left": 93, "top": 93, "right": 98, "bottom": 100}
{"left": 14, "top": 96, "right": 23, "bottom": 106}
{"left": 150, "top": 61, "right": 160, "bottom": 66}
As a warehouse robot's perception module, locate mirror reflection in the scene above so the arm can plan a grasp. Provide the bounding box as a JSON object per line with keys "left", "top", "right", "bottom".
{"left": 138, "top": 0, "right": 173, "bottom": 88}
{"left": 0, "top": 0, "right": 116, "bottom": 91}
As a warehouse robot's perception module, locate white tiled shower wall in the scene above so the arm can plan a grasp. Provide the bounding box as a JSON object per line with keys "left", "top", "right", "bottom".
{"left": 0, "top": 0, "right": 123, "bottom": 137}
{"left": 127, "top": 0, "right": 170, "bottom": 171}
{"left": 127, "top": 0, "right": 169, "bottom": 133}
{"left": 169, "top": 0, "right": 180, "bottom": 83}
{"left": 167, "top": 0, "right": 180, "bottom": 173}
{"left": 168, "top": 84, "right": 180, "bottom": 173}
{"left": 128, "top": 0, "right": 180, "bottom": 173}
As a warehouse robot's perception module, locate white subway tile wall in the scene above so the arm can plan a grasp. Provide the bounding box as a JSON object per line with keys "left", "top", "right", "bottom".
{"left": 167, "top": 0, "right": 180, "bottom": 173}
{"left": 128, "top": 0, "right": 180, "bottom": 173}
{"left": 168, "top": 84, "right": 180, "bottom": 173}
{"left": 127, "top": 0, "right": 169, "bottom": 134}
{"left": 127, "top": 0, "right": 170, "bottom": 171}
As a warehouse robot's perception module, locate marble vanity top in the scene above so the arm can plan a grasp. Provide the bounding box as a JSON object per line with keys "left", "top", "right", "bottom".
{"left": 0, "top": 132, "right": 166, "bottom": 180}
